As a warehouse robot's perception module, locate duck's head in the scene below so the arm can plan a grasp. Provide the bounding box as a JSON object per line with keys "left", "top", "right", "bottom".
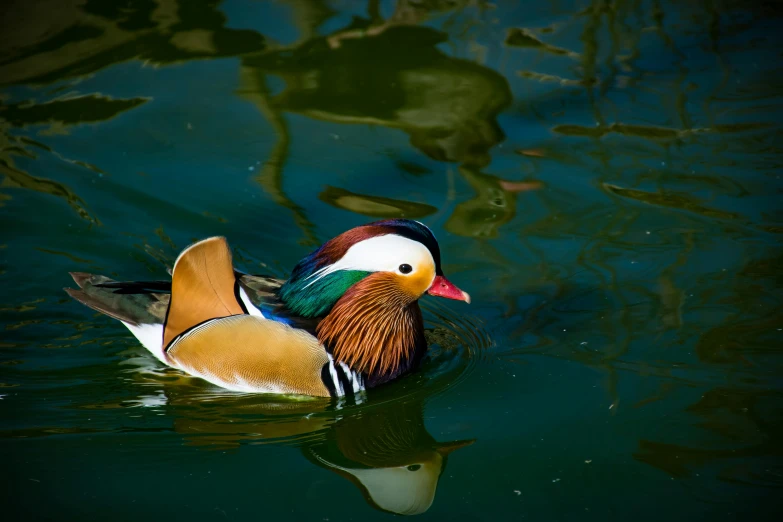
{"left": 280, "top": 219, "right": 468, "bottom": 316}
{"left": 279, "top": 219, "right": 468, "bottom": 382}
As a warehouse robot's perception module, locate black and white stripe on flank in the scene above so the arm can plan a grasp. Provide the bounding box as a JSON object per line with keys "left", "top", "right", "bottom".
{"left": 165, "top": 317, "right": 225, "bottom": 353}
{"left": 322, "top": 354, "right": 364, "bottom": 397}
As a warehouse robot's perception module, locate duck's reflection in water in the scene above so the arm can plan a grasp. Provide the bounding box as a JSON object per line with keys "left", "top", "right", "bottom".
{"left": 164, "top": 390, "right": 473, "bottom": 515}
{"left": 303, "top": 400, "right": 473, "bottom": 515}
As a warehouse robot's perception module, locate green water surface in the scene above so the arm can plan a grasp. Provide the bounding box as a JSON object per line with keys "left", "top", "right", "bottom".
{"left": 2, "top": 1, "right": 782, "bottom": 520}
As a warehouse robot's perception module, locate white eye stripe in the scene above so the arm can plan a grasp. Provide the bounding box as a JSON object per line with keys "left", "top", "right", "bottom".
{"left": 305, "top": 234, "right": 434, "bottom": 287}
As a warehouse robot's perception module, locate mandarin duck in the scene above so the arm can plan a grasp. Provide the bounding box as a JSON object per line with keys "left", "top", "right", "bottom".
{"left": 66, "top": 219, "right": 469, "bottom": 397}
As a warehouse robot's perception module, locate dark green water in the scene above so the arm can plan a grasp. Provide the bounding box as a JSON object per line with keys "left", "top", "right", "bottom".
{"left": 2, "top": 0, "right": 783, "bottom": 520}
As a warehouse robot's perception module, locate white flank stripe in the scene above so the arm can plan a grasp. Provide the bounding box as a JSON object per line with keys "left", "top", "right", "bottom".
{"left": 339, "top": 361, "right": 362, "bottom": 393}
{"left": 326, "top": 353, "right": 345, "bottom": 396}
{"left": 330, "top": 361, "right": 344, "bottom": 396}
{"left": 239, "top": 287, "right": 264, "bottom": 317}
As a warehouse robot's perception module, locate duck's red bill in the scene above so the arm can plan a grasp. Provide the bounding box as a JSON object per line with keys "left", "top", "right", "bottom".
{"left": 427, "top": 275, "right": 471, "bottom": 303}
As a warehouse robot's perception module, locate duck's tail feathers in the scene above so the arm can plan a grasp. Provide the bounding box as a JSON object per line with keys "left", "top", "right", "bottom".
{"left": 87, "top": 279, "right": 173, "bottom": 295}
{"left": 65, "top": 273, "right": 170, "bottom": 326}
{"left": 66, "top": 272, "right": 171, "bottom": 361}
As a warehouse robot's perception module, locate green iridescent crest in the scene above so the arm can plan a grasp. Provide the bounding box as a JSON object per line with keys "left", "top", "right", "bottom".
{"left": 279, "top": 270, "right": 370, "bottom": 318}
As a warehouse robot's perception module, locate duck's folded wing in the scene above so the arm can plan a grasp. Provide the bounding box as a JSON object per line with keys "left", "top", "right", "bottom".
{"left": 167, "top": 314, "right": 330, "bottom": 396}
{"left": 162, "top": 238, "right": 331, "bottom": 396}
{"left": 236, "top": 273, "right": 284, "bottom": 302}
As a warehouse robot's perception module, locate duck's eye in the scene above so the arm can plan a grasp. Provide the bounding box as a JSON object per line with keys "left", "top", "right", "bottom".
{"left": 398, "top": 263, "right": 413, "bottom": 274}
{"left": 407, "top": 464, "right": 422, "bottom": 472}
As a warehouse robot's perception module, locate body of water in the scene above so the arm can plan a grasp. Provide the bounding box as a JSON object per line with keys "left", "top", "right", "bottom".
{"left": 2, "top": 0, "right": 782, "bottom": 520}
